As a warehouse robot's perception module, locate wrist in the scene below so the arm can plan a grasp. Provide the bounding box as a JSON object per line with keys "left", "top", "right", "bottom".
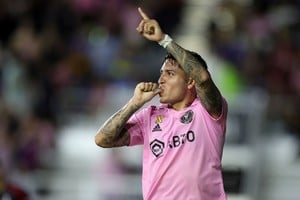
{"left": 128, "top": 98, "right": 143, "bottom": 110}
{"left": 158, "top": 34, "right": 173, "bottom": 48}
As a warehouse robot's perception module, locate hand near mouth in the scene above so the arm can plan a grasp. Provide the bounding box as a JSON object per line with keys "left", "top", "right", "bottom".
{"left": 130, "top": 82, "right": 162, "bottom": 107}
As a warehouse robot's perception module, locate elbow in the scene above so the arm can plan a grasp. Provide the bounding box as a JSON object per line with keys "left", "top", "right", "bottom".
{"left": 193, "top": 70, "right": 211, "bottom": 86}
{"left": 94, "top": 134, "right": 103, "bottom": 147}
{"left": 200, "top": 70, "right": 211, "bottom": 83}
{"left": 95, "top": 132, "right": 110, "bottom": 148}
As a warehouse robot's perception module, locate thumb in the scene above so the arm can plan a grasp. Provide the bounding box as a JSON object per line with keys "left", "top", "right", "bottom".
{"left": 153, "top": 88, "right": 162, "bottom": 95}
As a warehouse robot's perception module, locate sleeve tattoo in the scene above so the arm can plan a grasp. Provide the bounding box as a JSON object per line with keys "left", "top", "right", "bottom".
{"left": 166, "top": 42, "right": 223, "bottom": 116}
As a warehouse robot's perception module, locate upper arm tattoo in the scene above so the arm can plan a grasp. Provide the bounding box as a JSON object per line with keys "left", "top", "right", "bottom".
{"left": 100, "top": 126, "right": 130, "bottom": 147}
{"left": 166, "top": 42, "right": 223, "bottom": 117}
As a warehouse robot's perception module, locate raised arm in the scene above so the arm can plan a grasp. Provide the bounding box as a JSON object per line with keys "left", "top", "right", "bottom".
{"left": 166, "top": 43, "right": 223, "bottom": 118}
{"left": 95, "top": 82, "right": 160, "bottom": 148}
{"left": 136, "top": 7, "right": 223, "bottom": 118}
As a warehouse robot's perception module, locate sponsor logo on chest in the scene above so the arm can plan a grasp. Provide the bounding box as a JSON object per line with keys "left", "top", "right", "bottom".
{"left": 149, "top": 110, "right": 195, "bottom": 157}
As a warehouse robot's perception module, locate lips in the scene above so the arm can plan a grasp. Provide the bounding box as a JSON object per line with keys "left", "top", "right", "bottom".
{"left": 158, "top": 86, "right": 164, "bottom": 95}
{"left": 158, "top": 86, "right": 164, "bottom": 93}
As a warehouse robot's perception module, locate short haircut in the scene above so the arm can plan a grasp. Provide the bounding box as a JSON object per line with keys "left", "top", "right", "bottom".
{"left": 163, "top": 51, "right": 208, "bottom": 69}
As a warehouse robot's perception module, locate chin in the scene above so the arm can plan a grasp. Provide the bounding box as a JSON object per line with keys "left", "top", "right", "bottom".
{"left": 159, "top": 97, "right": 165, "bottom": 103}
{"left": 159, "top": 97, "right": 168, "bottom": 104}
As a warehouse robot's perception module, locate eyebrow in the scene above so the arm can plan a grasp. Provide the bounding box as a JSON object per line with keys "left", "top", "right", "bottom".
{"left": 160, "top": 69, "right": 175, "bottom": 73}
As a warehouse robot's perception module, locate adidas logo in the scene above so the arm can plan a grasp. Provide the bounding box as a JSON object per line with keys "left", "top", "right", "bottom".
{"left": 152, "top": 124, "right": 162, "bottom": 132}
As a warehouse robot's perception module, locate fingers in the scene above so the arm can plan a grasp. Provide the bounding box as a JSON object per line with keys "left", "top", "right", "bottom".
{"left": 136, "top": 7, "right": 163, "bottom": 42}
{"left": 136, "top": 20, "right": 145, "bottom": 34}
{"left": 145, "top": 23, "right": 155, "bottom": 34}
{"left": 136, "top": 19, "right": 155, "bottom": 35}
{"left": 138, "top": 7, "right": 150, "bottom": 20}
{"left": 136, "top": 8, "right": 154, "bottom": 34}
{"left": 139, "top": 82, "right": 158, "bottom": 92}
{"left": 153, "top": 87, "right": 162, "bottom": 95}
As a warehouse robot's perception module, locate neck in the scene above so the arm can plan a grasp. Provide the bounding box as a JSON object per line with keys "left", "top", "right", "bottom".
{"left": 168, "top": 97, "right": 196, "bottom": 111}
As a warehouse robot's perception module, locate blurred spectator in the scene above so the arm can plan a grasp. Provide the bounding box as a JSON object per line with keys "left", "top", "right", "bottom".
{"left": 0, "top": 0, "right": 186, "bottom": 198}
{"left": 207, "top": 0, "right": 300, "bottom": 140}
{"left": 0, "top": 162, "right": 29, "bottom": 200}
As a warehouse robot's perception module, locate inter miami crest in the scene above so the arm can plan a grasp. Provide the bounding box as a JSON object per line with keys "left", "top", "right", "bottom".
{"left": 180, "top": 110, "right": 193, "bottom": 124}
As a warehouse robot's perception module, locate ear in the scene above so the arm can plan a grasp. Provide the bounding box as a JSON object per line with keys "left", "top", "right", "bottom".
{"left": 187, "top": 78, "right": 195, "bottom": 89}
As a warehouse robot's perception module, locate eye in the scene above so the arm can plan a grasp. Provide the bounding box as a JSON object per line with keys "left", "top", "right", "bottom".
{"left": 168, "top": 71, "right": 175, "bottom": 76}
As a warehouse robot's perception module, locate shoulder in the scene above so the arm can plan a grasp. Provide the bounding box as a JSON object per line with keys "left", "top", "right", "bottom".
{"left": 194, "top": 97, "right": 228, "bottom": 120}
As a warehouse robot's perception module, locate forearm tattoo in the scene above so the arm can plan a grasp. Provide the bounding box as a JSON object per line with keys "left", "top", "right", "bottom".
{"left": 99, "top": 102, "right": 140, "bottom": 147}
{"left": 166, "top": 42, "right": 222, "bottom": 115}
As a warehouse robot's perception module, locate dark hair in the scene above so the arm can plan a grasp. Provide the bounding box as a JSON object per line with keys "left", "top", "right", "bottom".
{"left": 163, "top": 51, "right": 208, "bottom": 69}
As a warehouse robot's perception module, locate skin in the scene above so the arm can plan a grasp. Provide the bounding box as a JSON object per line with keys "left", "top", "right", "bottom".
{"left": 95, "top": 7, "right": 223, "bottom": 148}
{"left": 158, "top": 59, "right": 196, "bottom": 110}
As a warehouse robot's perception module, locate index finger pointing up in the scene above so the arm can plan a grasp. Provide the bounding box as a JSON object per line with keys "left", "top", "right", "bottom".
{"left": 138, "top": 7, "right": 150, "bottom": 20}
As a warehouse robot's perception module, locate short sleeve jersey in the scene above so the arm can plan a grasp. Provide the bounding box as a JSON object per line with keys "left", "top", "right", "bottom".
{"left": 126, "top": 98, "right": 228, "bottom": 200}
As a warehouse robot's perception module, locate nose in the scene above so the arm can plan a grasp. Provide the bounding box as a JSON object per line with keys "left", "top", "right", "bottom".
{"left": 158, "top": 73, "right": 165, "bottom": 84}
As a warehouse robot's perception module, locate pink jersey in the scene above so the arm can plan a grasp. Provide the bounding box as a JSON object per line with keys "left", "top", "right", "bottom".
{"left": 126, "top": 98, "right": 228, "bottom": 200}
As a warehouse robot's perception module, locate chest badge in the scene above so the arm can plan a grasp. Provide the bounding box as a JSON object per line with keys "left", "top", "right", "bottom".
{"left": 180, "top": 110, "right": 193, "bottom": 124}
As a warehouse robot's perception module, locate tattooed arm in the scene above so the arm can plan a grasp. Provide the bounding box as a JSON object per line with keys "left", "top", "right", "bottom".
{"left": 95, "top": 82, "right": 160, "bottom": 148}
{"left": 95, "top": 102, "right": 138, "bottom": 148}
{"left": 136, "top": 7, "right": 223, "bottom": 118}
{"left": 166, "top": 43, "right": 223, "bottom": 118}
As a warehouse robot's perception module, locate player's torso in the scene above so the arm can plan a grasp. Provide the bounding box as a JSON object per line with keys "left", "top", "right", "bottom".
{"left": 141, "top": 103, "right": 226, "bottom": 200}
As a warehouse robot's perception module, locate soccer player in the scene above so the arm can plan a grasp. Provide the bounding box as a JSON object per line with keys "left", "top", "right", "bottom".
{"left": 95, "top": 7, "right": 228, "bottom": 200}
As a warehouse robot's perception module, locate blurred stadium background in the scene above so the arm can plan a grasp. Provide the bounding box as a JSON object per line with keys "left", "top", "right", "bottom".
{"left": 0, "top": 0, "right": 300, "bottom": 199}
